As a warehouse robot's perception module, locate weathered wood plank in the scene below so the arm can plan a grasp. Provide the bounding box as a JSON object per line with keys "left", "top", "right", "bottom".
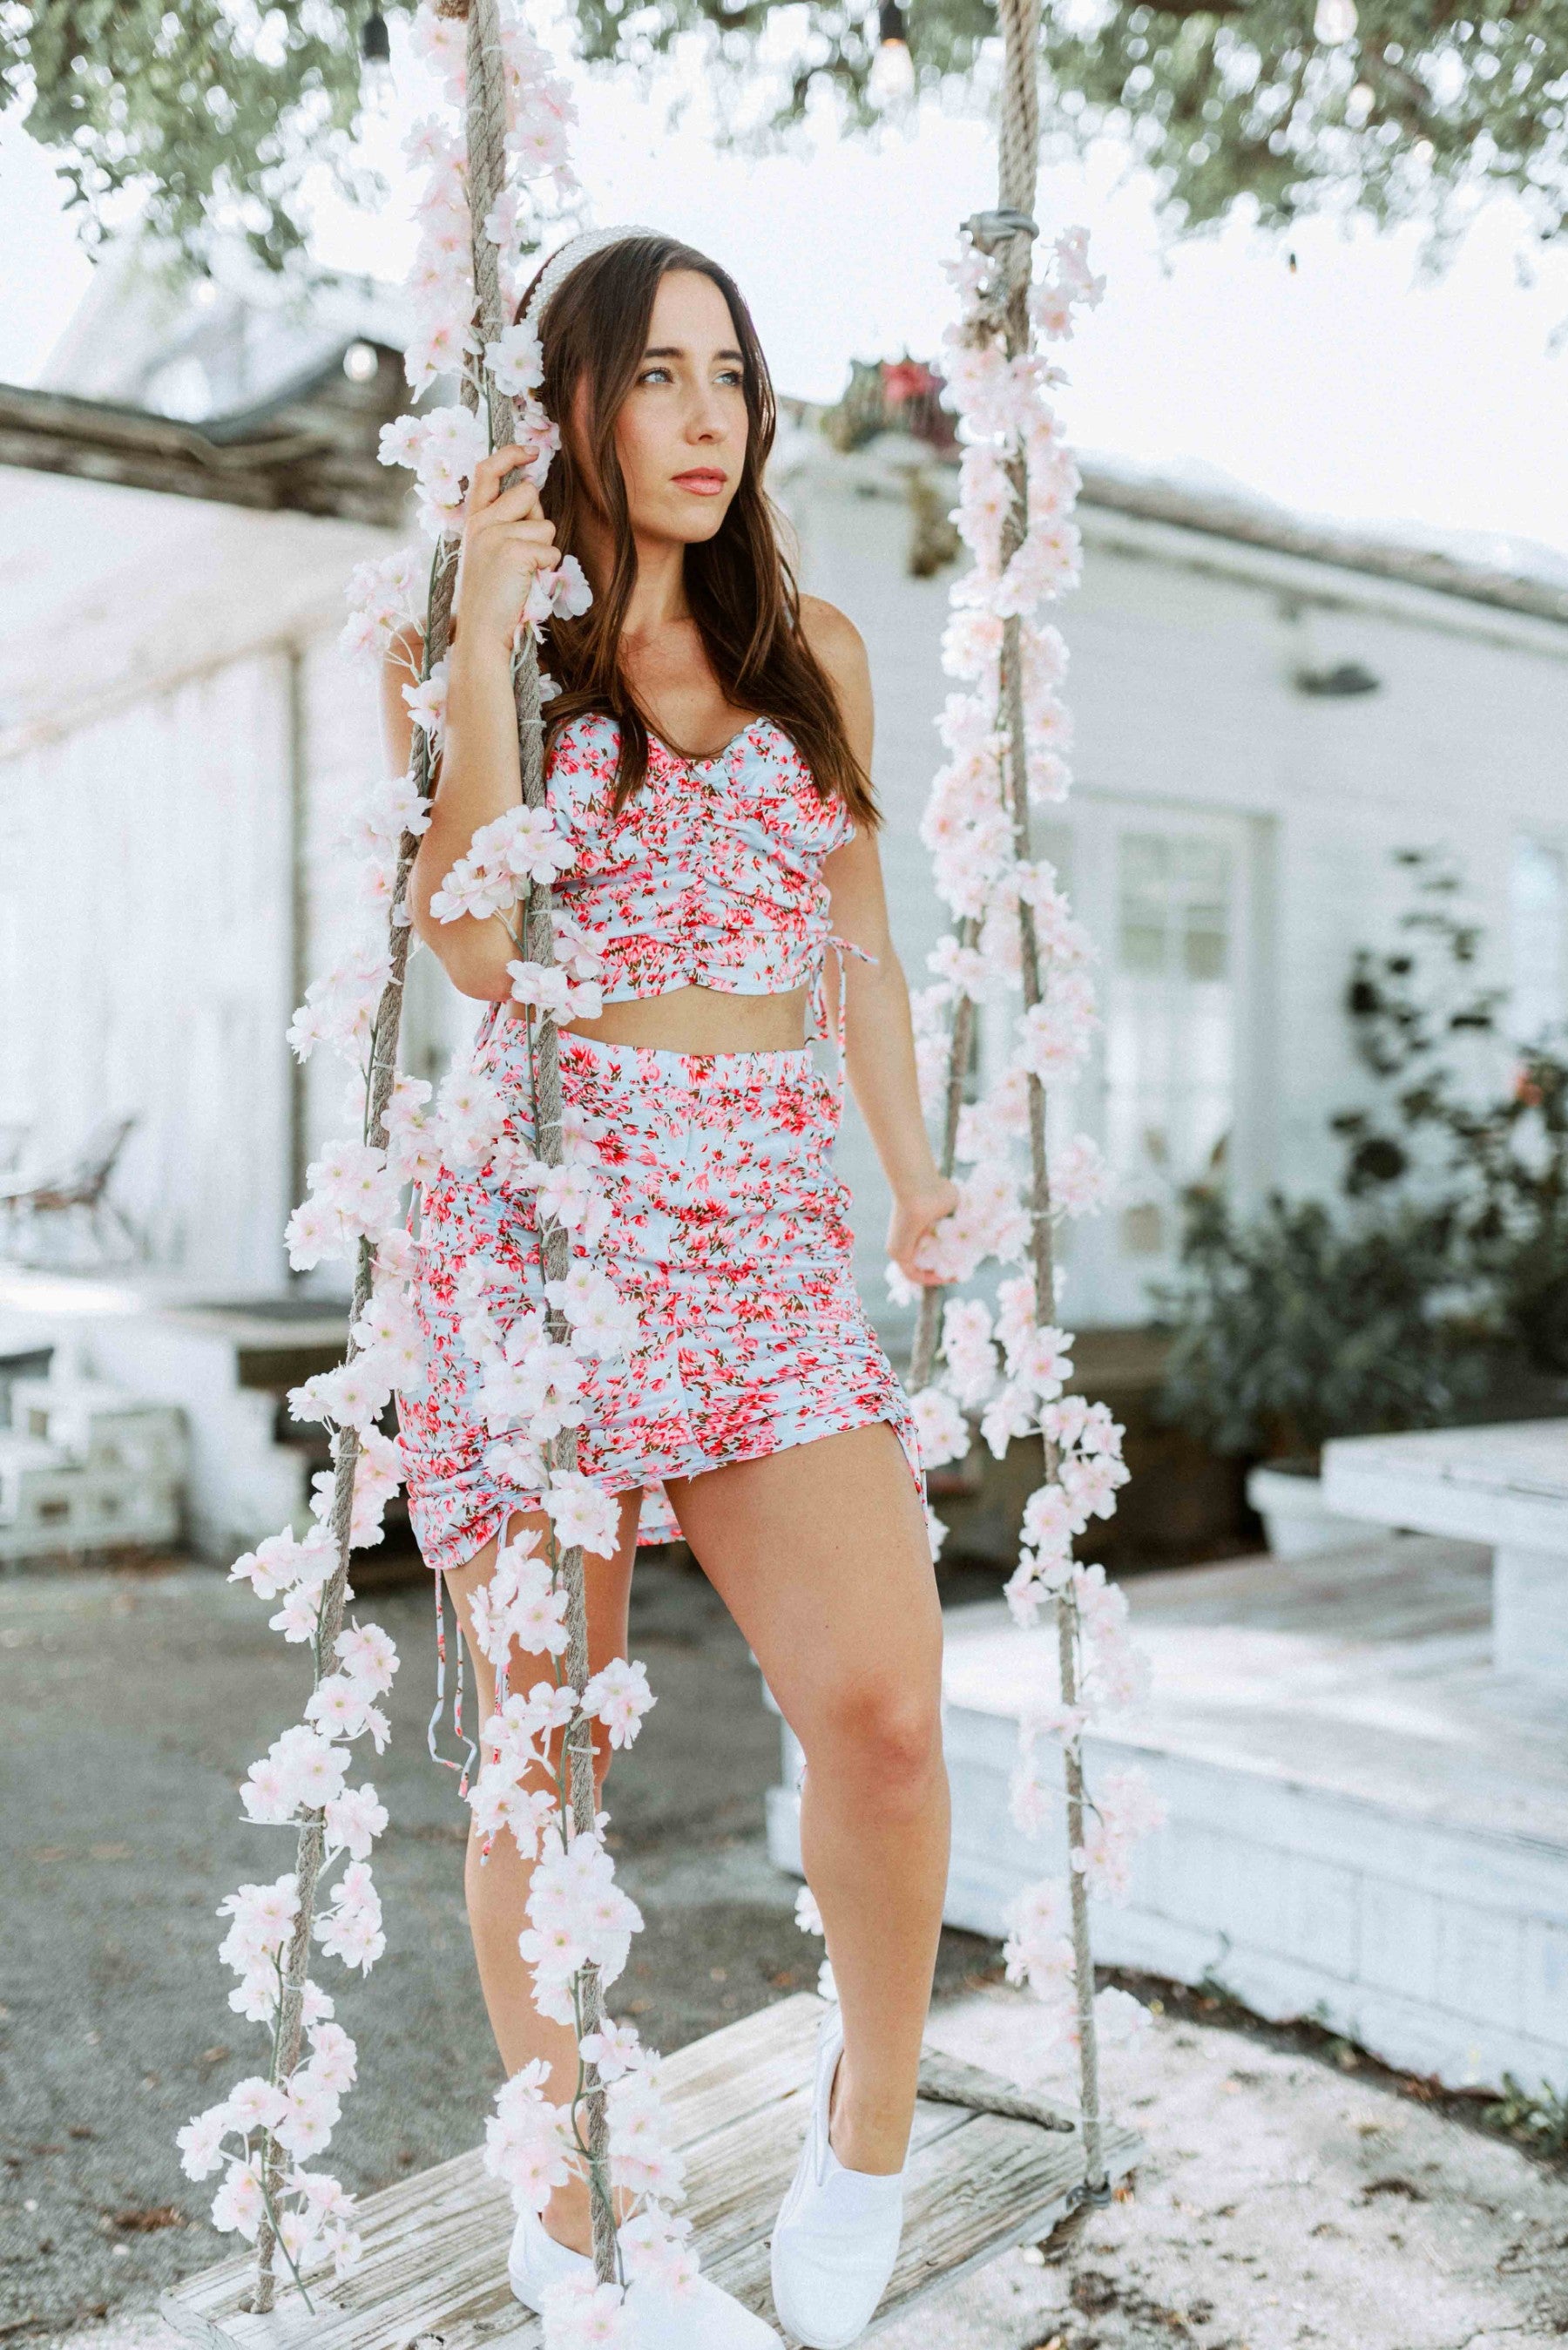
{"left": 163, "top": 2000, "right": 828, "bottom": 2326}
{"left": 159, "top": 1997, "right": 1141, "bottom": 2350}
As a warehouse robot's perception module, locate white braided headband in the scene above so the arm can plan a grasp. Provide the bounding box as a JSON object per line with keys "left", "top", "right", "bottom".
{"left": 520, "top": 222, "right": 662, "bottom": 328}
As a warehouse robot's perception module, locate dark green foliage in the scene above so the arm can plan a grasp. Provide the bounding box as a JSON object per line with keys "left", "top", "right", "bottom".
{"left": 1, "top": 0, "right": 419, "bottom": 271}
{"left": 1330, "top": 850, "right": 1568, "bottom": 1378}
{"left": 564, "top": 0, "right": 1568, "bottom": 260}
{"left": 1156, "top": 850, "right": 1568, "bottom": 1461}
{"left": 1480, "top": 2071, "right": 1568, "bottom": 2160}
{"left": 5, "top": 0, "right": 1566, "bottom": 273}
{"left": 1030, "top": 1, "right": 1568, "bottom": 259}
{"left": 1152, "top": 1188, "right": 1488, "bottom": 1461}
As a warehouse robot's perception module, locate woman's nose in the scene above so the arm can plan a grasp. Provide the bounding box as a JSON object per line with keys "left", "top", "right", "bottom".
{"left": 686, "top": 386, "right": 727, "bottom": 440}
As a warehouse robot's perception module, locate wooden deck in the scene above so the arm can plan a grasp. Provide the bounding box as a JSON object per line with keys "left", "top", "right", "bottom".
{"left": 911, "top": 1535, "right": 1568, "bottom": 2096}
{"left": 159, "top": 1994, "right": 1141, "bottom": 2350}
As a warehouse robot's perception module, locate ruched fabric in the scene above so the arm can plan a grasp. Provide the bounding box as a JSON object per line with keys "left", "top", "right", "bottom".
{"left": 546, "top": 713, "right": 855, "bottom": 1006}
{"left": 400, "top": 1014, "right": 923, "bottom": 1574}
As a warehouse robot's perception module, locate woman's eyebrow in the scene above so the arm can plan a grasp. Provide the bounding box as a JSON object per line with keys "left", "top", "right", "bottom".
{"left": 642, "top": 343, "right": 746, "bottom": 362}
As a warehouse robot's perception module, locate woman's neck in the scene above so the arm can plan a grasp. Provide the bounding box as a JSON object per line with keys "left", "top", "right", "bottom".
{"left": 577, "top": 510, "right": 692, "bottom": 639}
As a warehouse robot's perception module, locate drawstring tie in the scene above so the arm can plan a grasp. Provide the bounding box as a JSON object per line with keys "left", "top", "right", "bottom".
{"left": 813, "top": 934, "right": 878, "bottom": 1094}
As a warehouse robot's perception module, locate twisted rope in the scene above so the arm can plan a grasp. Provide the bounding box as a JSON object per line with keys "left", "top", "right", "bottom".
{"left": 906, "top": 0, "right": 1107, "bottom": 2202}
{"left": 463, "top": 0, "right": 619, "bottom": 2283}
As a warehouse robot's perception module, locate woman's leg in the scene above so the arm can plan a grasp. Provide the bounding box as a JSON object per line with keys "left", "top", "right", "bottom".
{"left": 442, "top": 1489, "right": 643, "bottom": 2254}
{"left": 668, "top": 1422, "right": 948, "bottom": 2176}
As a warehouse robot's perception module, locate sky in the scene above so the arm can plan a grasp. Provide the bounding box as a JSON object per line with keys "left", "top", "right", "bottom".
{"left": 3, "top": 19, "right": 1566, "bottom": 561}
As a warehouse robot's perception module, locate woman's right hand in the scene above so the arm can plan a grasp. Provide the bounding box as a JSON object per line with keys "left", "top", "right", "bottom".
{"left": 454, "top": 444, "right": 558, "bottom": 658}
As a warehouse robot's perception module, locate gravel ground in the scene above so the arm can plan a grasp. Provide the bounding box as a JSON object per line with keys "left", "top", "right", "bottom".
{"left": 3, "top": 1551, "right": 1566, "bottom": 2350}
{"left": 0, "top": 1548, "right": 989, "bottom": 2341}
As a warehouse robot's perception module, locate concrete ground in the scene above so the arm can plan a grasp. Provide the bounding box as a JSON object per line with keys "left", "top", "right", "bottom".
{"left": 3, "top": 1550, "right": 1566, "bottom": 2350}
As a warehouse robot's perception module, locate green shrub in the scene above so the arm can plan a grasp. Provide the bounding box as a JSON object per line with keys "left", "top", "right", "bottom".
{"left": 1155, "top": 850, "right": 1568, "bottom": 1462}
{"left": 1152, "top": 1189, "right": 1492, "bottom": 1463}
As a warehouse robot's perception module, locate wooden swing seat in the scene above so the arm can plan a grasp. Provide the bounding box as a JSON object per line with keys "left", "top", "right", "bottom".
{"left": 159, "top": 1994, "right": 1141, "bottom": 2350}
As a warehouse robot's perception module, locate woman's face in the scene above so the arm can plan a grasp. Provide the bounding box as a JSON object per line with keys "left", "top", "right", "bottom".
{"left": 610, "top": 268, "right": 749, "bottom": 545}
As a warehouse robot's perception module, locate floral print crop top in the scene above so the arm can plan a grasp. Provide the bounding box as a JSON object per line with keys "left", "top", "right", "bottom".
{"left": 545, "top": 710, "right": 856, "bottom": 1005}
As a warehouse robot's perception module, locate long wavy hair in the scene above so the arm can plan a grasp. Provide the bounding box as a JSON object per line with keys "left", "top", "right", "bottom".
{"left": 522, "top": 233, "right": 877, "bottom": 827}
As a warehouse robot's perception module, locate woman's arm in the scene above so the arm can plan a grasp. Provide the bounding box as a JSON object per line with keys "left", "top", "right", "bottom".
{"left": 802, "top": 597, "right": 959, "bottom": 1288}
{"left": 379, "top": 442, "right": 560, "bottom": 1001}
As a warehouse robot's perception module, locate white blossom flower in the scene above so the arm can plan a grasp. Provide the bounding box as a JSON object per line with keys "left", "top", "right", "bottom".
{"left": 486, "top": 318, "right": 544, "bottom": 395}
{"left": 210, "top": 2156, "right": 267, "bottom": 2241}
{"left": 583, "top": 1656, "right": 654, "bottom": 1750}
{"left": 541, "top": 1473, "right": 622, "bottom": 1561}
{"left": 177, "top": 2103, "right": 236, "bottom": 2180}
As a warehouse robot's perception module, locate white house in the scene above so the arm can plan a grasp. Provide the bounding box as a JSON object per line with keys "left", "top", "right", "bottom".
{"left": 3, "top": 263, "right": 1567, "bottom": 1341}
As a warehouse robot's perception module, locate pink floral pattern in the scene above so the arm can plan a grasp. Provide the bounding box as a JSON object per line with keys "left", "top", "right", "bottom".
{"left": 547, "top": 713, "right": 855, "bottom": 1007}
{"left": 400, "top": 1021, "right": 923, "bottom": 1572}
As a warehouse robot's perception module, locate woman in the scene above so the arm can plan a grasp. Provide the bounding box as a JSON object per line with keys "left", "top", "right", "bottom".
{"left": 382, "top": 227, "right": 957, "bottom": 2350}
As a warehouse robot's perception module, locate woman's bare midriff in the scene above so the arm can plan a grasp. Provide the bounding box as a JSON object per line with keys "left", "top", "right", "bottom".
{"left": 510, "top": 982, "right": 812, "bottom": 1054}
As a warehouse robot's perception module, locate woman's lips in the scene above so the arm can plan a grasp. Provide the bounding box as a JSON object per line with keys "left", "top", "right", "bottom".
{"left": 673, "top": 470, "right": 727, "bottom": 495}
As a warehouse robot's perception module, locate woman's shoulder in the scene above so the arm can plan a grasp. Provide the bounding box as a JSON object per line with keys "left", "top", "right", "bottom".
{"left": 796, "top": 594, "right": 868, "bottom": 674}
{"left": 795, "top": 596, "right": 873, "bottom": 772}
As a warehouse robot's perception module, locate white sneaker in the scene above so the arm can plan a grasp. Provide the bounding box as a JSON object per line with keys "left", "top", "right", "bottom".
{"left": 769, "top": 2008, "right": 906, "bottom": 2348}
{"left": 621, "top": 2273, "right": 781, "bottom": 2347}
{"left": 508, "top": 2205, "right": 591, "bottom": 2310}
{"left": 511, "top": 2206, "right": 780, "bottom": 2345}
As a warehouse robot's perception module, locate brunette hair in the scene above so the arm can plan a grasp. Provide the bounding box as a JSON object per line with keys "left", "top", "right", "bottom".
{"left": 521, "top": 233, "right": 877, "bottom": 826}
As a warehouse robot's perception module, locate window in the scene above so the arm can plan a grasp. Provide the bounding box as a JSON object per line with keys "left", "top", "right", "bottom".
{"left": 1107, "top": 829, "right": 1237, "bottom": 1261}
{"left": 1030, "top": 797, "right": 1261, "bottom": 1326}
{"left": 1511, "top": 834, "right": 1567, "bottom": 1046}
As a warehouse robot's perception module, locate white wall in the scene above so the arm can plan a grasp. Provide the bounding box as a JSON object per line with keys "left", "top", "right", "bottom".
{"left": 0, "top": 653, "right": 295, "bottom": 1285}
{"left": 779, "top": 445, "right": 1568, "bottom": 1326}
{"left": 7, "top": 449, "right": 1565, "bottom": 1319}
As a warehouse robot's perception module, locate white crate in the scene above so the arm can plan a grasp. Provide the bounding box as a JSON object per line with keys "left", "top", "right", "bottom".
{"left": 9, "top": 1378, "right": 188, "bottom": 1480}
{"left": 0, "top": 1382, "right": 186, "bottom": 1562}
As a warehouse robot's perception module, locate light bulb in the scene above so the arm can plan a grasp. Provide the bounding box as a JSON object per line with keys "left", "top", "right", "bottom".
{"left": 869, "top": 35, "right": 916, "bottom": 108}
{"left": 361, "top": 9, "right": 394, "bottom": 116}
{"left": 869, "top": 0, "right": 916, "bottom": 112}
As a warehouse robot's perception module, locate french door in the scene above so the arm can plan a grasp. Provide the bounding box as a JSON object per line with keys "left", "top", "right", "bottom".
{"left": 1014, "top": 795, "right": 1268, "bottom": 1328}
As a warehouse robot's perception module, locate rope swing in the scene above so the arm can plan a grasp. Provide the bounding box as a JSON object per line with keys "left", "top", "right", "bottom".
{"left": 166, "top": 0, "right": 1160, "bottom": 2333}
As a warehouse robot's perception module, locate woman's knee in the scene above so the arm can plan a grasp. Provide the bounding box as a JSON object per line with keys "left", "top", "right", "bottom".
{"left": 806, "top": 1669, "right": 944, "bottom": 1807}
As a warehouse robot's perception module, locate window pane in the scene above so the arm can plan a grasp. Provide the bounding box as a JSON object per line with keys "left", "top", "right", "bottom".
{"left": 1107, "top": 825, "right": 1237, "bottom": 1261}
{"left": 1511, "top": 835, "right": 1566, "bottom": 1044}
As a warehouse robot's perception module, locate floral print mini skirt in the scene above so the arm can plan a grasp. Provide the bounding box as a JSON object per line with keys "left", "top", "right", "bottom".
{"left": 399, "top": 1010, "right": 923, "bottom": 1575}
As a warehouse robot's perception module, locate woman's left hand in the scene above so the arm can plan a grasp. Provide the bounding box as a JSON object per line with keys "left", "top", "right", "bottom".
{"left": 888, "top": 1177, "right": 963, "bottom": 1288}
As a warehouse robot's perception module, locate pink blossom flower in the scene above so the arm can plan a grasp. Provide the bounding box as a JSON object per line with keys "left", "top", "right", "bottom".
{"left": 210, "top": 2156, "right": 267, "bottom": 2242}
{"left": 538, "top": 2275, "right": 636, "bottom": 2347}
{"left": 578, "top": 2018, "right": 645, "bottom": 2082}
{"left": 324, "top": 1784, "right": 389, "bottom": 1861}
{"left": 543, "top": 1466, "right": 620, "bottom": 1560}
{"left": 584, "top": 1657, "right": 655, "bottom": 1750}
{"left": 908, "top": 1385, "right": 970, "bottom": 1469}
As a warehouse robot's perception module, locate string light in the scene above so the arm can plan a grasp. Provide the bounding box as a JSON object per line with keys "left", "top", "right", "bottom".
{"left": 360, "top": 7, "right": 394, "bottom": 113}
{"left": 868, "top": 0, "right": 916, "bottom": 111}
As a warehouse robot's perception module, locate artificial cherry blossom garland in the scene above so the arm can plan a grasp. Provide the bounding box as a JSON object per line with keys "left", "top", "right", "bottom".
{"left": 177, "top": 5, "right": 692, "bottom": 2333}
{"left": 916, "top": 221, "right": 1166, "bottom": 2103}
{"left": 793, "top": 224, "right": 1166, "bottom": 2144}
